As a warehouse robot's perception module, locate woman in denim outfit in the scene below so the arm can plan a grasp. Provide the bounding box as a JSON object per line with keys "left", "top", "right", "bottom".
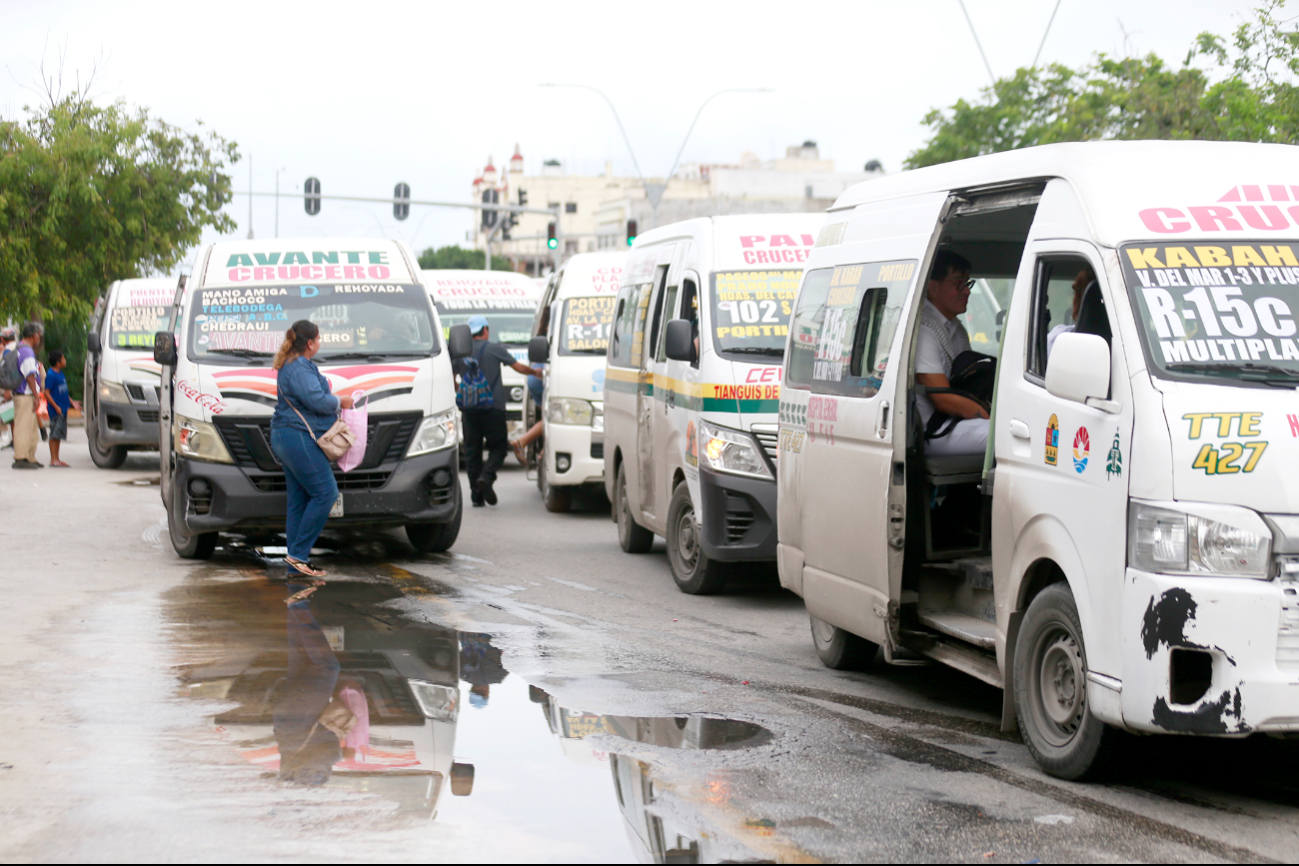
{"left": 271, "top": 320, "right": 355, "bottom": 579}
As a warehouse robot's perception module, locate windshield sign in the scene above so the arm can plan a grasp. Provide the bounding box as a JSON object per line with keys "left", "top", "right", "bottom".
{"left": 110, "top": 304, "right": 171, "bottom": 349}
{"left": 1124, "top": 242, "right": 1299, "bottom": 384}
{"left": 559, "top": 296, "right": 615, "bottom": 355}
{"left": 188, "top": 284, "right": 436, "bottom": 362}
{"left": 709, "top": 270, "right": 799, "bottom": 357}
{"left": 436, "top": 301, "right": 534, "bottom": 346}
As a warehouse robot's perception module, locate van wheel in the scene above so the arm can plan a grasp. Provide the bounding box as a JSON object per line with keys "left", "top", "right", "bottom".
{"left": 540, "top": 459, "right": 572, "bottom": 513}
{"left": 616, "top": 462, "right": 653, "bottom": 553}
{"left": 666, "top": 481, "right": 730, "bottom": 595}
{"left": 168, "top": 492, "right": 217, "bottom": 560}
{"left": 810, "top": 615, "right": 877, "bottom": 670}
{"left": 408, "top": 492, "right": 463, "bottom": 554}
{"left": 1014, "top": 582, "right": 1116, "bottom": 780}
{"left": 88, "top": 418, "right": 128, "bottom": 469}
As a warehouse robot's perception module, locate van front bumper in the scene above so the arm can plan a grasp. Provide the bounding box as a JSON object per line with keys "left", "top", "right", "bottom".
{"left": 173, "top": 446, "right": 460, "bottom": 535}
{"left": 545, "top": 421, "right": 604, "bottom": 487}
{"left": 1114, "top": 568, "right": 1299, "bottom": 735}
{"left": 698, "top": 466, "right": 776, "bottom": 562}
{"left": 97, "top": 400, "right": 160, "bottom": 447}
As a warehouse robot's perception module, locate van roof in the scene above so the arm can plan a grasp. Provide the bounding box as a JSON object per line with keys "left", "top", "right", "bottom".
{"left": 112, "top": 277, "right": 177, "bottom": 308}
{"left": 555, "top": 251, "right": 626, "bottom": 298}
{"left": 629, "top": 213, "right": 823, "bottom": 275}
{"left": 830, "top": 141, "right": 1299, "bottom": 247}
{"left": 201, "top": 238, "right": 413, "bottom": 287}
{"left": 420, "top": 269, "right": 541, "bottom": 304}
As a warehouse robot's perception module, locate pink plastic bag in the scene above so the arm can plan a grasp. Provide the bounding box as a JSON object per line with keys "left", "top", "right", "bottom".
{"left": 337, "top": 390, "right": 368, "bottom": 473}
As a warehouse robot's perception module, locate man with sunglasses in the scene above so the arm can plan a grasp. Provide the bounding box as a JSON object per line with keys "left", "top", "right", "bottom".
{"left": 914, "top": 250, "right": 990, "bottom": 457}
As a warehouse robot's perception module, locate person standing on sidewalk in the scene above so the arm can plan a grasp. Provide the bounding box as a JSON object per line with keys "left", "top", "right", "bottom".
{"left": 456, "top": 315, "right": 541, "bottom": 507}
{"left": 269, "top": 320, "right": 354, "bottom": 579}
{"left": 42, "top": 350, "right": 80, "bottom": 467}
{"left": 1, "top": 327, "right": 16, "bottom": 451}
{"left": 11, "top": 323, "right": 44, "bottom": 469}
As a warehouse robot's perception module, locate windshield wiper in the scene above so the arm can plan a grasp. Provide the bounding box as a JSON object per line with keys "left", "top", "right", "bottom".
{"left": 324, "top": 351, "right": 427, "bottom": 361}
{"left": 725, "top": 346, "right": 784, "bottom": 356}
{"left": 1167, "top": 362, "right": 1299, "bottom": 386}
{"left": 564, "top": 347, "right": 607, "bottom": 355}
{"left": 205, "top": 348, "right": 270, "bottom": 361}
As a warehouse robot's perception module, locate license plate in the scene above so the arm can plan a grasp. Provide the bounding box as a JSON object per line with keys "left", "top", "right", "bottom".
{"left": 330, "top": 494, "right": 344, "bottom": 518}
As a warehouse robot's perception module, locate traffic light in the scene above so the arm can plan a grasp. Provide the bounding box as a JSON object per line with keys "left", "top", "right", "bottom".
{"left": 481, "top": 189, "right": 499, "bottom": 229}
{"left": 393, "top": 182, "right": 410, "bottom": 221}
{"left": 547, "top": 221, "right": 557, "bottom": 250}
{"left": 518, "top": 188, "right": 528, "bottom": 207}
{"left": 626, "top": 219, "right": 638, "bottom": 246}
{"left": 304, "top": 177, "right": 321, "bottom": 216}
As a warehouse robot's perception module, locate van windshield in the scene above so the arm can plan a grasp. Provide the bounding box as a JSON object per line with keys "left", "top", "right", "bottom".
{"left": 187, "top": 284, "right": 437, "bottom": 363}
{"left": 1123, "top": 242, "right": 1299, "bottom": 385}
{"left": 558, "top": 296, "right": 616, "bottom": 355}
{"left": 436, "top": 306, "right": 534, "bottom": 345}
{"left": 709, "top": 270, "right": 800, "bottom": 358}
{"left": 110, "top": 305, "right": 172, "bottom": 350}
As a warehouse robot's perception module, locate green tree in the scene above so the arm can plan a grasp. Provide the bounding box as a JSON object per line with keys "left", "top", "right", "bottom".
{"left": 417, "top": 244, "right": 514, "bottom": 271}
{"left": 906, "top": 0, "right": 1299, "bottom": 169}
{"left": 0, "top": 90, "right": 237, "bottom": 322}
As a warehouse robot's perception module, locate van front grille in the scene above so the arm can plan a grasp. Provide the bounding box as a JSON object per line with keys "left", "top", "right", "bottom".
{"left": 1279, "top": 575, "right": 1299, "bottom": 669}
{"left": 751, "top": 426, "right": 778, "bottom": 467}
{"left": 249, "top": 471, "right": 392, "bottom": 493}
{"left": 214, "top": 412, "right": 422, "bottom": 471}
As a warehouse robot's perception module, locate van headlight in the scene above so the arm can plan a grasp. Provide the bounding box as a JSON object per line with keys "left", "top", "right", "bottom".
{"left": 408, "top": 679, "right": 459, "bottom": 722}
{"left": 547, "top": 397, "right": 594, "bottom": 426}
{"left": 1129, "top": 501, "right": 1272, "bottom": 578}
{"left": 408, "top": 409, "right": 458, "bottom": 456}
{"left": 99, "top": 380, "right": 130, "bottom": 404}
{"left": 697, "top": 419, "right": 772, "bottom": 480}
{"left": 174, "top": 414, "right": 233, "bottom": 464}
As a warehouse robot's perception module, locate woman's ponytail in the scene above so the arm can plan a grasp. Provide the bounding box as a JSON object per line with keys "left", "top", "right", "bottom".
{"left": 272, "top": 320, "right": 320, "bottom": 369}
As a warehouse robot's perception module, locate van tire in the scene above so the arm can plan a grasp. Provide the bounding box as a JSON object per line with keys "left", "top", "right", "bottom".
{"left": 168, "top": 492, "right": 217, "bottom": 560}
{"left": 407, "top": 496, "right": 462, "bottom": 554}
{"left": 666, "top": 481, "right": 730, "bottom": 595}
{"left": 88, "top": 418, "right": 128, "bottom": 469}
{"left": 616, "top": 462, "right": 653, "bottom": 553}
{"left": 1014, "top": 581, "right": 1116, "bottom": 780}
{"left": 810, "top": 615, "right": 877, "bottom": 670}
{"left": 540, "top": 459, "right": 572, "bottom": 513}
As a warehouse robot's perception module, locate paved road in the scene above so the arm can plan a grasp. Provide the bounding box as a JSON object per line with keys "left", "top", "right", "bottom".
{"left": 1, "top": 431, "right": 1296, "bottom": 862}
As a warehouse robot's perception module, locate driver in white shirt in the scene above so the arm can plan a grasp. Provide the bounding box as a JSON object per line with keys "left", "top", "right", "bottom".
{"left": 915, "top": 250, "right": 990, "bottom": 457}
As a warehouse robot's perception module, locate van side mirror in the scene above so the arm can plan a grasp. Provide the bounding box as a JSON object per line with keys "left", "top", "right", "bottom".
{"left": 528, "top": 335, "right": 549, "bottom": 364}
{"left": 1045, "top": 332, "right": 1109, "bottom": 405}
{"left": 87, "top": 332, "right": 102, "bottom": 355}
{"left": 447, "top": 324, "right": 473, "bottom": 360}
{"left": 664, "top": 319, "right": 694, "bottom": 363}
{"left": 153, "top": 331, "right": 178, "bottom": 367}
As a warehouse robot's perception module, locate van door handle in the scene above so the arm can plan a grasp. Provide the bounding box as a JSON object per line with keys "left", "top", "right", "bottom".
{"left": 1009, "top": 419, "right": 1031, "bottom": 439}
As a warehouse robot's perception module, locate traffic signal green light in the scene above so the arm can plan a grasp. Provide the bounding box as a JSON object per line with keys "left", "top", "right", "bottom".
{"left": 547, "top": 221, "right": 557, "bottom": 250}
{"left": 626, "top": 219, "right": 638, "bottom": 247}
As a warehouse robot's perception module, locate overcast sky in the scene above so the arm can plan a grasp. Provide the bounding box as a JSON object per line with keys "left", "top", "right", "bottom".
{"left": 2, "top": 0, "right": 1259, "bottom": 272}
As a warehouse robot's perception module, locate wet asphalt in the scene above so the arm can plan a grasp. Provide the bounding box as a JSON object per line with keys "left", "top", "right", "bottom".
{"left": 2, "top": 433, "right": 1298, "bottom": 863}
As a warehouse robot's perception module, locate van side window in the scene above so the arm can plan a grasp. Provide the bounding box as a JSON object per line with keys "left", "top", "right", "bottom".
{"left": 609, "top": 284, "right": 639, "bottom": 368}
{"left": 629, "top": 282, "right": 654, "bottom": 368}
{"left": 786, "top": 261, "right": 913, "bottom": 397}
{"left": 655, "top": 283, "right": 680, "bottom": 362}
{"left": 680, "top": 278, "right": 700, "bottom": 368}
{"left": 645, "top": 265, "right": 670, "bottom": 366}
{"left": 1026, "top": 256, "right": 1101, "bottom": 381}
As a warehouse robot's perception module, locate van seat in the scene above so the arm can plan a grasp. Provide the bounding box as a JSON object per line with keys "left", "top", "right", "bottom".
{"left": 923, "top": 453, "right": 985, "bottom": 484}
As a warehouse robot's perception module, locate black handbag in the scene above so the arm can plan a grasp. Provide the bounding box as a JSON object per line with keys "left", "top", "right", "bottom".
{"left": 924, "top": 350, "right": 997, "bottom": 440}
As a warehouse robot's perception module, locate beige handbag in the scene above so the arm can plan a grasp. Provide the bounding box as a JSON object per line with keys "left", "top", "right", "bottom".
{"left": 289, "top": 401, "right": 356, "bottom": 462}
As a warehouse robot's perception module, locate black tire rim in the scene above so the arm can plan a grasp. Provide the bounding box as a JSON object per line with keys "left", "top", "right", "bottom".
{"left": 672, "top": 501, "right": 699, "bottom": 576}
{"left": 811, "top": 616, "right": 836, "bottom": 649}
{"left": 1027, "top": 618, "right": 1086, "bottom": 748}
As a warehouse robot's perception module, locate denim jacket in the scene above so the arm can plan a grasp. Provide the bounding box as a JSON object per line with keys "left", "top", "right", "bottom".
{"left": 271, "top": 356, "right": 340, "bottom": 437}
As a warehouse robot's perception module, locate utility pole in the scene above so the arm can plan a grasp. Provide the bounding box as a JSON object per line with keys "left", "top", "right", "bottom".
{"left": 246, "top": 155, "right": 254, "bottom": 239}
{"left": 275, "top": 167, "right": 287, "bottom": 238}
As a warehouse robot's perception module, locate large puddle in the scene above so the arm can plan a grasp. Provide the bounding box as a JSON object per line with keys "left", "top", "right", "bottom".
{"left": 170, "top": 567, "right": 782, "bottom": 863}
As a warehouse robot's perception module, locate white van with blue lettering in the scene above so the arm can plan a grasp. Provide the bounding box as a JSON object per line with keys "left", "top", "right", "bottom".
{"left": 155, "top": 239, "right": 470, "bottom": 559}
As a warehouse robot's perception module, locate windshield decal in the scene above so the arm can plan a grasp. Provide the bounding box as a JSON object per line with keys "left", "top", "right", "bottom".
{"left": 560, "top": 296, "right": 616, "bottom": 354}
{"left": 710, "top": 270, "right": 799, "bottom": 355}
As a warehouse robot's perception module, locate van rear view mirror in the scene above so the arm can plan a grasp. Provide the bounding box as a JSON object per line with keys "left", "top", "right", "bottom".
{"left": 528, "top": 335, "right": 549, "bottom": 363}
{"left": 447, "top": 324, "right": 473, "bottom": 360}
{"left": 153, "top": 331, "right": 178, "bottom": 367}
{"left": 1045, "top": 332, "right": 1109, "bottom": 405}
{"left": 87, "top": 332, "right": 102, "bottom": 355}
{"left": 664, "top": 319, "right": 694, "bottom": 363}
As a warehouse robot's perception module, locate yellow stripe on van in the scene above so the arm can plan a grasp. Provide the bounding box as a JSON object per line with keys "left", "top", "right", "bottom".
{"left": 603, "top": 367, "right": 779, "bottom": 413}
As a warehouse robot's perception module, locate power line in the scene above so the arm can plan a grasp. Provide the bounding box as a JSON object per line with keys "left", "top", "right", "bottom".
{"left": 1034, "top": 0, "right": 1064, "bottom": 68}
{"left": 957, "top": 0, "right": 997, "bottom": 87}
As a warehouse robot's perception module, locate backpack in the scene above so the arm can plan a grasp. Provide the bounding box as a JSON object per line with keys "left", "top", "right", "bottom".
{"left": 0, "top": 348, "right": 22, "bottom": 391}
{"left": 924, "top": 350, "right": 997, "bottom": 440}
{"left": 456, "top": 342, "right": 495, "bottom": 412}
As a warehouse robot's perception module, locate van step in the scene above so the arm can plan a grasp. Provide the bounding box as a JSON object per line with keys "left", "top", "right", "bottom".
{"left": 932, "top": 556, "right": 993, "bottom": 590}
{"left": 917, "top": 609, "right": 997, "bottom": 650}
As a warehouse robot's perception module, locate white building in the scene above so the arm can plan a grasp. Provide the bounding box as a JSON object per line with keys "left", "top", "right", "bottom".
{"left": 471, "top": 142, "right": 881, "bottom": 275}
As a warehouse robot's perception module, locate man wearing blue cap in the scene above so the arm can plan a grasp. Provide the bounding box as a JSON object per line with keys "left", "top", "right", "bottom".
{"left": 457, "top": 315, "right": 541, "bottom": 506}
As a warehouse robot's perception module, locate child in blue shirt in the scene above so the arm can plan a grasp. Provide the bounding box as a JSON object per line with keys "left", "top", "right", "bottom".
{"left": 43, "top": 350, "right": 80, "bottom": 467}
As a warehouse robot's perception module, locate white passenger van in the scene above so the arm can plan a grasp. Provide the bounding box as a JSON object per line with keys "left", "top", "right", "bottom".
{"left": 153, "top": 239, "right": 471, "bottom": 559}
{"left": 604, "top": 214, "right": 823, "bottom": 593}
{"left": 527, "top": 250, "right": 624, "bottom": 512}
{"left": 778, "top": 141, "right": 1299, "bottom": 779}
{"left": 423, "top": 269, "right": 541, "bottom": 438}
{"left": 83, "top": 278, "right": 176, "bottom": 467}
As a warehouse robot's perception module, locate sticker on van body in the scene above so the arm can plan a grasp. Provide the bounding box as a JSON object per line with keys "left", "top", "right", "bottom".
{"left": 1072, "top": 427, "right": 1090, "bottom": 473}
{"left": 1184, "top": 411, "right": 1269, "bottom": 475}
{"left": 1045, "top": 414, "right": 1059, "bottom": 465}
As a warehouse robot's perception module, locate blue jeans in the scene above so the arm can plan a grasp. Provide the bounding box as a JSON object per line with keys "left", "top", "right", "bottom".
{"left": 271, "top": 426, "right": 338, "bottom": 562}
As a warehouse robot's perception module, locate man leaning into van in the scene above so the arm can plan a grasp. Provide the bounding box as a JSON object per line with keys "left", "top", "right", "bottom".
{"left": 914, "top": 251, "right": 989, "bottom": 456}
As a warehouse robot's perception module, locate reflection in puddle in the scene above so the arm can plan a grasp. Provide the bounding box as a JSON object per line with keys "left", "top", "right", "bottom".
{"left": 173, "top": 572, "right": 790, "bottom": 863}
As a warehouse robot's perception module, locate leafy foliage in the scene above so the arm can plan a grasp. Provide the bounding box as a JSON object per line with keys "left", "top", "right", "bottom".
{"left": 0, "top": 91, "right": 237, "bottom": 323}
{"left": 906, "top": 1, "right": 1299, "bottom": 168}
{"left": 417, "top": 244, "right": 514, "bottom": 271}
